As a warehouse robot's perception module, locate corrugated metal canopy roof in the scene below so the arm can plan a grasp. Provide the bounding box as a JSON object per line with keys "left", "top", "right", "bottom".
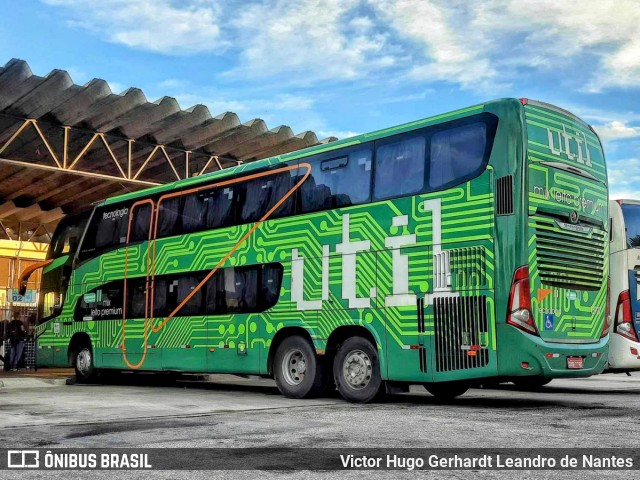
{"left": 0, "top": 58, "right": 336, "bottom": 242}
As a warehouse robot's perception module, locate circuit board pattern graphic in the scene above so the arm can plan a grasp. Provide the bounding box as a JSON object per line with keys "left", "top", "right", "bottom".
{"left": 525, "top": 103, "right": 609, "bottom": 341}
{"left": 37, "top": 171, "right": 496, "bottom": 381}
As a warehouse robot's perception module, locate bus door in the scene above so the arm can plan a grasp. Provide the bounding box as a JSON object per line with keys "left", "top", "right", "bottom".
{"left": 122, "top": 200, "right": 160, "bottom": 370}
{"left": 153, "top": 196, "right": 208, "bottom": 372}
{"left": 206, "top": 266, "right": 263, "bottom": 375}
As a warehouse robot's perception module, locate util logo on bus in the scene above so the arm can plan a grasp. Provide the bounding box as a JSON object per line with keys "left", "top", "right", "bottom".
{"left": 291, "top": 199, "right": 455, "bottom": 312}
{"left": 546, "top": 125, "right": 593, "bottom": 168}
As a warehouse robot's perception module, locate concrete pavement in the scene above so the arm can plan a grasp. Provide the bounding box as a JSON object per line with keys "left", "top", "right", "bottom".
{"left": 1, "top": 372, "right": 639, "bottom": 479}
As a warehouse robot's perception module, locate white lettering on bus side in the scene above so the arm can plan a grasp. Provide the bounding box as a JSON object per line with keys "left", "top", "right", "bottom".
{"left": 291, "top": 200, "right": 455, "bottom": 311}
{"left": 102, "top": 207, "right": 129, "bottom": 220}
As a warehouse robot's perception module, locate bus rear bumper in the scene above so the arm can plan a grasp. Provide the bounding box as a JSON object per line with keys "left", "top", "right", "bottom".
{"left": 497, "top": 324, "right": 609, "bottom": 378}
{"left": 606, "top": 333, "right": 640, "bottom": 372}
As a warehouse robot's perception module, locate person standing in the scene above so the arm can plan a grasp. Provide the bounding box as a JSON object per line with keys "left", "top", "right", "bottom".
{"left": 8, "top": 315, "right": 26, "bottom": 371}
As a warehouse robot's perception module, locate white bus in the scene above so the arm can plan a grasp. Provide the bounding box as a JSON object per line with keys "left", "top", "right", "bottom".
{"left": 608, "top": 199, "right": 640, "bottom": 371}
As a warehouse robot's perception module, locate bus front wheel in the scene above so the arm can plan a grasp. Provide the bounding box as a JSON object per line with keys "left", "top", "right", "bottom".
{"left": 273, "top": 335, "right": 328, "bottom": 399}
{"left": 333, "top": 336, "right": 382, "bottom": 403}
{"left": 74, "top": 344, "right": 97, "bottom": 383}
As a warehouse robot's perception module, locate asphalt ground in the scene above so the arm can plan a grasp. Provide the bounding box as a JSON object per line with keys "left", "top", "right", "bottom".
{"left": 1, "top": 371, "right": 639, "bottom": 479}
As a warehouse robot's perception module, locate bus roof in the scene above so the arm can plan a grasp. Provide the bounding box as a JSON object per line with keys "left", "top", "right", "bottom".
{"left": 103, "top": 98, "right": 522, "bottom": 206}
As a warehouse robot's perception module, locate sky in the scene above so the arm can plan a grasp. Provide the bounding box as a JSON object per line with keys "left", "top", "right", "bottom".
{"left": 0, "top": 0, "right": 639, "bottom": 199}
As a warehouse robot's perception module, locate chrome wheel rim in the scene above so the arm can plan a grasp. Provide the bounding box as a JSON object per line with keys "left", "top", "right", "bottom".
{"left": 282, "top": 349, "right": 307, "bottom": 385}
{"left": 76, "top": 349, "right": 92, "bottom": 375}
{"left": 343, "top": 349, "right": 372, "bottom": 390}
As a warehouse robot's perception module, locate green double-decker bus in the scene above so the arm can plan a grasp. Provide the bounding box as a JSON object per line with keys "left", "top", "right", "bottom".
{"left": 30, "top": 98, "right": 610, "bottom": 402}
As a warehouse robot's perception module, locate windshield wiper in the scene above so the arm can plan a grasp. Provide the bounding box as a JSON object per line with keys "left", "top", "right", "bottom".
{"left": 539, "top": 161, "right": 602, "bottom": 184}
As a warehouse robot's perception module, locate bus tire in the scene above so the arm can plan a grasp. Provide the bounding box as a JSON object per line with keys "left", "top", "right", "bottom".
{"left": 74, "top": 343, "right": 97, "bottom": 384}
{"left": 511, "top": 377, "right": 552, "bottom": 390}
{"left": 333, "top": 336, "right": 382, "bottom": 403}
{"left": 424, "top": 382, "right": 468, "bottom": 401}
{"left": 273, "top": 335, "right": 328, "bottom": 399}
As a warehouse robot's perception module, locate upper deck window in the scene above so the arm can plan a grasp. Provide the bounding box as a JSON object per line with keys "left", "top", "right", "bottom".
{"left": 299, "top": 147, "right": 372, "bottom": 213}
{"left": 429, "top": 123, "right": 488, "bottom": 190}
{"left": 374, "top": 135, "right": 426, "bottom": 200}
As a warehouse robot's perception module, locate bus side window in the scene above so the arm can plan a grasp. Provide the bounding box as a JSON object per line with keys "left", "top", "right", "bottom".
{"left": 127, "top": 277, "right": 147, "bottom": 318}
{"left": 129, "top": 203, "right": 152, "bottom": 243}
{"left": 203, "top": 186, "right": 235, "bottom": 230}
{"left": 300, "top": 148, "right": 372, "bottom": 213}
{"left": 238, "top": 170, "right": 296, "bottom": 224}
{"left": 429, "top": 122, "right": 487, "bottom": 190}
{"left": 374, "top": 136, "right": 426, "bottom": 200}
{"left": 205, "top": 270, "right": 226, "bottom": 314}
{"left": 153, "top": 278, "right": 168, "bottom": 317}
{"left": 176, "top": 275, "right": 204, "bottom": 316}
{"left": 181, "top": 193, "right": 205, "bottom": 234}
{"left": 145, "top": 264, "right": 283, "bottom": 318}
{"left": 262, "top": 264, "right": 283, "bottom": 310}
{"left": 223, "top": 267, "right": 259, "bottom": 313}
{"left": 157, "top": 197, "right": 183, "bottom": 238}
{"left": 74, "top": 280, "right": 125, "bottom": 321}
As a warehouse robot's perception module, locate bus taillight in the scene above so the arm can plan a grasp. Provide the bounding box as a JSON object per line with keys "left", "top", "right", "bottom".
{"left": 614, "top": 290, "right": 638, "bottom": 342}
{"left": 507, "top": 266, "right": 538, "bottom": 336}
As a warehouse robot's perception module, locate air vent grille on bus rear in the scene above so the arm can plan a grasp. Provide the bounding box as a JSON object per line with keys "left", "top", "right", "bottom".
{"left": 496, "top": 175, "right": 514, "bottom": 215}
{"left": 449, "top": 246, "right": 489, "bottom": 289}
{"left": 533, "top": 217, "right": 606, "bottom": 290}
{"left": 433, "top": 295, "right": 489, "bottom": 372}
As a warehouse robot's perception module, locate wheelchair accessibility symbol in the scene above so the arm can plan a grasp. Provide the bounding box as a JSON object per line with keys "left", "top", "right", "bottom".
{"left": 544, "top": 314, "right": 555, "bottom": 331}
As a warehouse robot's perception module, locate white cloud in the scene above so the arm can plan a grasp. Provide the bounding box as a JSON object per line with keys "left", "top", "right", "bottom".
{"left": 609, "top": 189, "right": 640, "bottom": 202}
{"left": 370, "top": 0, "right": 499, "bottom": 89}
{"left": 317, "top": 129, "right": 361, "bottom": 139}
{"left": 594, "top": 121, "right": 640, "bottom": 143}
{"left": 371, "top": 0, "right": 640, "bottom": 91}
{"left": 229, "top": 0, "right": 395, "bottom": 82}
{"left": 43, "top": 0, "right": 226, "bottom": 54}
{"left": 42, "top": 0, "right": 640, "bottom": 92}
{"left": 607, "top": 158, "right": 640, "bottom": 200}
{"left": 504, "top": 0, "right": 640, "bottom": 92}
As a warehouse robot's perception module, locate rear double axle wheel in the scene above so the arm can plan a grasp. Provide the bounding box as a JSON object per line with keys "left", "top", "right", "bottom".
{"left": 333, "top": 337, "right": 382, "bottom": 403}
{"left": 274, "top": 335, "right": 329, "bottom": 399}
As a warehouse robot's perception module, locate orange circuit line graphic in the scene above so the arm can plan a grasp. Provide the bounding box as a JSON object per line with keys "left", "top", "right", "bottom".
{"left": 121, "top": 163, "right": 312, "bottom": 369}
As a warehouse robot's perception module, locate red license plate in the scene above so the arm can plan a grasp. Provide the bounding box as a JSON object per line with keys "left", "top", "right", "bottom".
{"left": 567, "top": 356, "right": 584, "bottom": 369}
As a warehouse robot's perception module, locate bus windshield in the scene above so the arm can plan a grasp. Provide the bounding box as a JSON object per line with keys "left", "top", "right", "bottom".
{"left": 621, "top": 203, "right": 640, "bottom": 248}
{"left": 48, "top": 212, "right": 90, "bottom": 260}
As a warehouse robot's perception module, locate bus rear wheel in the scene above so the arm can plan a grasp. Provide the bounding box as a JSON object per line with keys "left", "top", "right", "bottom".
{"left": 424, "top": 382, "right": 468, "bottom": 401}
{"left": 333, "top": 336, "right": 382, "bottom": 403}
{"left": 273, "top": 335, "right": 328, "bottom": 399}
{"left": 74, "top": 343, "right": 97, "bottom": 383}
